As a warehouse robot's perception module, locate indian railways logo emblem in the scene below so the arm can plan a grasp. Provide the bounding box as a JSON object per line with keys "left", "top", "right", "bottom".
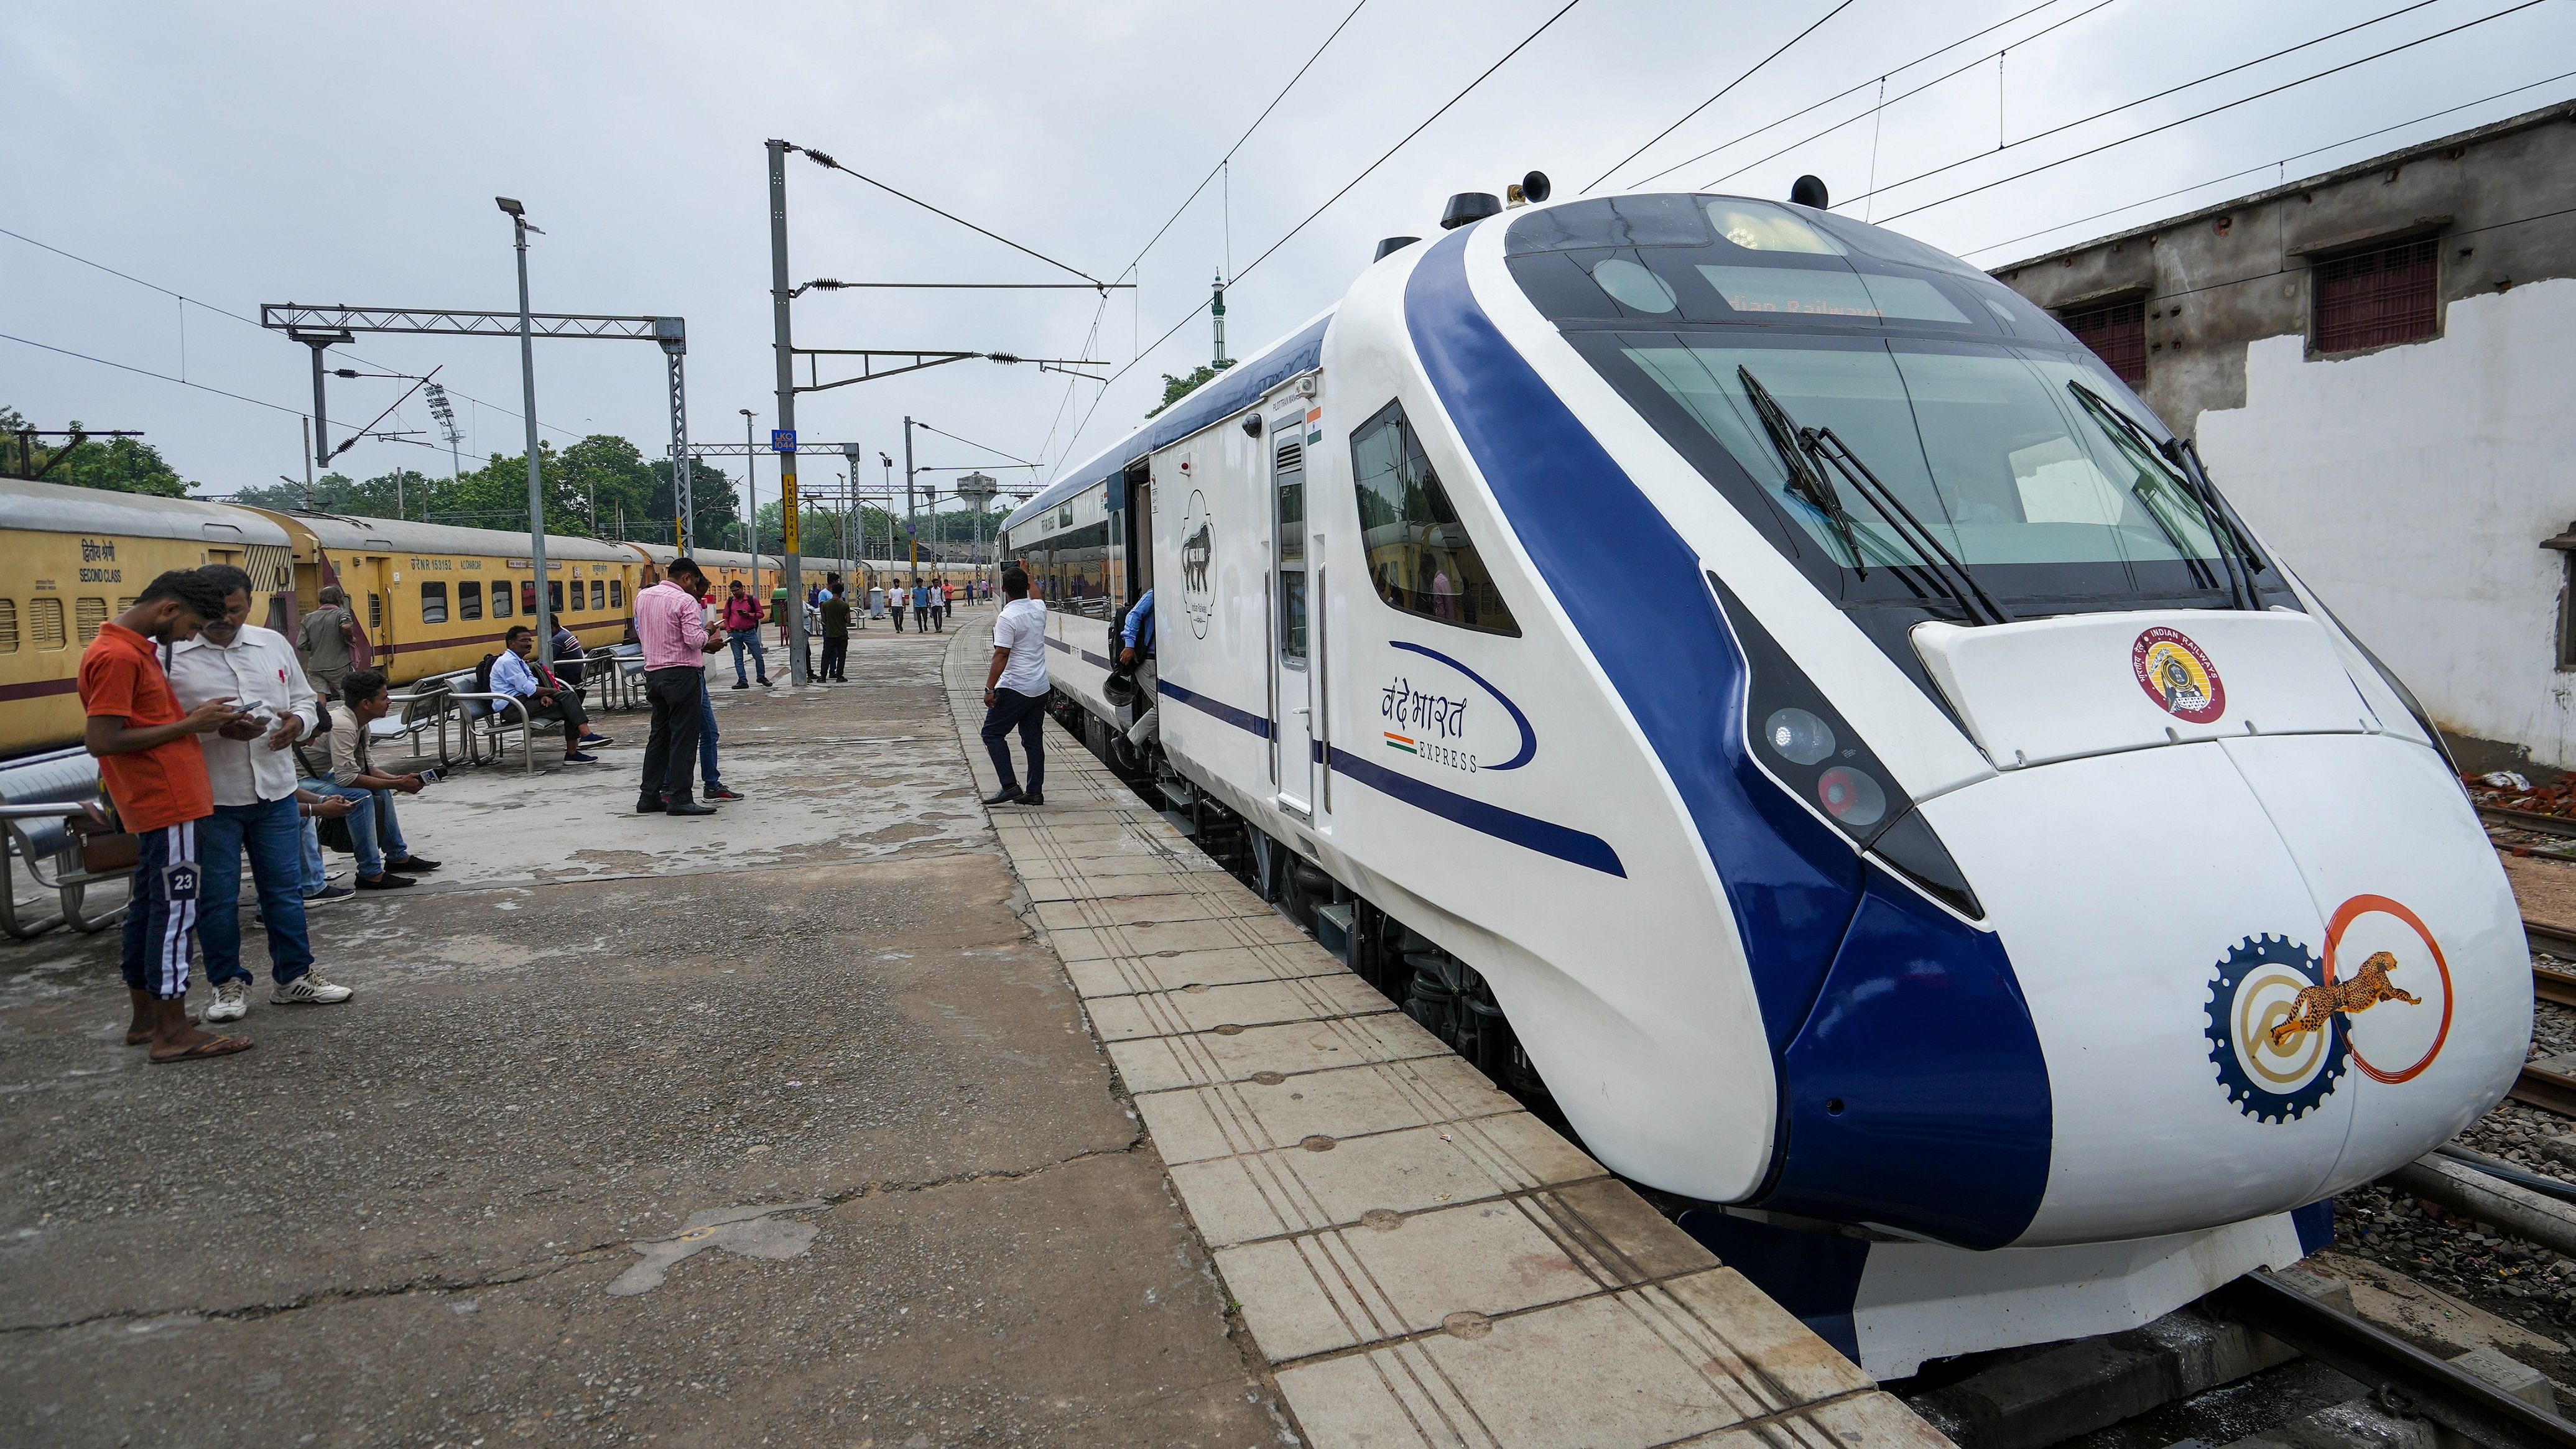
{"left": 2203, "top": 895, "right": 2452, "bottom": 1123}
{"left": 2133, "top": 626, "right": 2225, "bottom": 723}
{"left": 1179, "top": 489, "right": 1215, "bottom": 641}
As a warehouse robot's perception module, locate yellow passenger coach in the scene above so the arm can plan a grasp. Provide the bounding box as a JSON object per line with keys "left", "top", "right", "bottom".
{"left": 0, "top": 478, "right": 295, "bottom": 757}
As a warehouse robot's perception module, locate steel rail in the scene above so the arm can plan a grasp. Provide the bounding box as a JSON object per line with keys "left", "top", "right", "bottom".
{"left": 2206, "top": 1271, "right": 2576, "bottom": 1448}
{"left": 2481, "top": 806, "right": 2576, "bottom": 840}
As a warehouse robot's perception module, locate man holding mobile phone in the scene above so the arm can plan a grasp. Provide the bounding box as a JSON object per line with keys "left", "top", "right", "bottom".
{"left": 167, "top": 566, "right": 361, "bottom": 1021}
{"left": 309, "top": 669, "right": 443, "bottom": 889}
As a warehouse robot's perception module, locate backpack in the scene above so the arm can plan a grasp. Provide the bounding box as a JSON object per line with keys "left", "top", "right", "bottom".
{"left": 474, "top": 653, "right": 498, "bottom": 695}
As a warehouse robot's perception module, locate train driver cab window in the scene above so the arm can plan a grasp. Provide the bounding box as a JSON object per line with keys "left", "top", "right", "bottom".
{"left": 491, "top": 581, "right": 512, "bottom": 618}
{"left": 459, "top": 580, "right": 483, "bottom": 621}
{"left": 590, "top": 579, "right": 606, "bottom": 610}
{"left": 1348, "top": 399, "right": 1521, "bottom": 636}
{"left": 420, "top": 581, "right": 449, "bottom": 624}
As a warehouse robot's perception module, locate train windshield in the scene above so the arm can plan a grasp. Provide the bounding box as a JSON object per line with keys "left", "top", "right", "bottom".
{"left": 1624, "top": 338, "right": 2222, "bottom": 571}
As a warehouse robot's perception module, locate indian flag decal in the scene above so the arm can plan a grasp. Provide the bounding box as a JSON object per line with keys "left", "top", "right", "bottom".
{"left": 1383, "top": 731, "right": 1418, "bottom": 754}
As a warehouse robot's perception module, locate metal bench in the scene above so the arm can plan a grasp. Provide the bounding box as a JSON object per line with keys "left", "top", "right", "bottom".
{"left": 374, "top": 674, "right": 466, "bottom": 767}
{"left": 450, "top": 687, "right": 556, "bottom": 773}
{"left": 0, "top": 746, "right": 132, "bottom": 939}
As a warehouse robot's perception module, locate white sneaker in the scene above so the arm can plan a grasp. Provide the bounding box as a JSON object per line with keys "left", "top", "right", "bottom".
{"left": 273, "top": 973, "right": 354, "bottom": 1006}
{"left": 205, "top": 979, "right": 249, "bottom": 1023}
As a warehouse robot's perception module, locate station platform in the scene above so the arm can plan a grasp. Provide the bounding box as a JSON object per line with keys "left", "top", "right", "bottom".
{"left": 0, "top": 605, "right": 1948, "bottom": 1447}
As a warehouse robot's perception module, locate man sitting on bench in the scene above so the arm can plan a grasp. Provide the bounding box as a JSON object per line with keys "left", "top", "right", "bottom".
{"left": 491, "top": 625, "right": 608, "bottom": 764}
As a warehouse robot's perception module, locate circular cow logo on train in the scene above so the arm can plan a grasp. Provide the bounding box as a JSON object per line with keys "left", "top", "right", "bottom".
{"left": 1179, "top": 489, "right": 1214, "bottom": 640}
{"left": 2133, "top": 627, "right": 2225, "bottom": 723}
{"left": 2204, "top": 896, "right": 2450, "bottom": 1123}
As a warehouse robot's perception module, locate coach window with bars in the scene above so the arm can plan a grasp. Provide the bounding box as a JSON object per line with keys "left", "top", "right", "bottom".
{"left": 2314, "top": 234, "right": 2440, "bottom": 353}
{"left": 420, "top": 581, "right": 448, "bottom": 624}
{"left": 2057, "top": 297, "right": 2147, "bottom": 384}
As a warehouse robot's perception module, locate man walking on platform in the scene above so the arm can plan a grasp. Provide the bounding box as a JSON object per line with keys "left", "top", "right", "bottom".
{"left": 721, "top": 579, "right": 768, "bottom": 690}
{"left": 912, "top": 580, "right": 932, "bottom": 633}
{"left": 637, "top": 558, "right": 726, "bottom": 816}
{"left": 80, "top": 569, "right": 254, "bottom": 1062}
{"left": 980, "top": 567, "right": 1049, "bottom": 807}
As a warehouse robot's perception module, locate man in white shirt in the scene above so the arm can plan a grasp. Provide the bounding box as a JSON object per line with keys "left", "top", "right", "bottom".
{"left": 979, "top": 567, "right": 1050, "bottom": 807}
{"left": 491, "top": 625, "right": 606, "bottom": 764}
{"left": 167, "top": 566, "right": 359, "bottom": 1021}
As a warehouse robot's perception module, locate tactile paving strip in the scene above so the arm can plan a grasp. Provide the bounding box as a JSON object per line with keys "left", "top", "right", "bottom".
{"left": 942, "top": 619, "right": 1951, "bottom": 1449}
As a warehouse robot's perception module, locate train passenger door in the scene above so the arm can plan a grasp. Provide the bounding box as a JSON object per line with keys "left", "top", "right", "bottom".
{"left": 1269, "top": 429, "right": 1315, "bottom": 816}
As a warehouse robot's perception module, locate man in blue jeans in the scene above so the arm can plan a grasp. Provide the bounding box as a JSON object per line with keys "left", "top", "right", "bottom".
{"left": 310, "top": 669, "right": 443, "bottom": 889}
{"left": 721, "top": 579, "right": 769, "bottom": 689}
{"left": 167, "top": 566, "right": 360, "bottom": 1021}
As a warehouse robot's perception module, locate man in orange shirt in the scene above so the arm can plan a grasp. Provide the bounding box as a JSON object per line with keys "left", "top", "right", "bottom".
{"left": 80, "top": 569, "right": 252, "bottom": 1062}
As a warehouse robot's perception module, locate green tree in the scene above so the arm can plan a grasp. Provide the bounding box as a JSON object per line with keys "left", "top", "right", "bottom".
{"left": 1, "top": 407, "right": 196, "bottom": 496}
{"left": 646, "top": 456, "right": 741, "bottom": 550}
{"left": 559, "top": 435, "right": 659, "bottom": 539}
{"left": 1146, "top": 364, "right": 1228, "bottom": 419}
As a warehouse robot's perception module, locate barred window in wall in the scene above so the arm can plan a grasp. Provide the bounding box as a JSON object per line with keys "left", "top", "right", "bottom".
{"left": 368, "top": 593, "right": 382, "bottom": 630}
{"left": 75, "top": 597, "right": 106, "bottom": 644}
{"left": 421, "top": 582, "right": 449, "bottom": 624}
{"left": 1348, "top": 399, "right": 1521, "bottom": 636}
{"left": 0, "top": 599, "right": 16, "bottom": 652}
{"left": 2058, "top": 297, "right": 2147, "bottom": 384}
{"left": 2315, "top": 236, "right": 2440, "bottom": 353}
{"left": 30, "top": 598, "right": 65, "bottom": 650}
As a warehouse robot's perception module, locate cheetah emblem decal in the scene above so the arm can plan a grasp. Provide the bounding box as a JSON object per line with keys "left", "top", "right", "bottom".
{"left": 2264, "top": 950, "right": 2421, "bottom": 1048}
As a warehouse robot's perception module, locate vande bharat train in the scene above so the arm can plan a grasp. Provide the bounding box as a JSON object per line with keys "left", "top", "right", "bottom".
{"left": 1002, "top": 186, "right": 2526, "bottom": 1376}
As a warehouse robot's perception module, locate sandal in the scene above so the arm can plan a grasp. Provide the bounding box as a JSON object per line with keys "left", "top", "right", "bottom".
{"left": 149, "top": 1034, "right": 254, "bottom": 1063}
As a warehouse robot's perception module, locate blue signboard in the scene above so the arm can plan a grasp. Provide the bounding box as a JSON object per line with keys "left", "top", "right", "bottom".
{"left": 771, "top": 428, "right": 797, "bottom": 452}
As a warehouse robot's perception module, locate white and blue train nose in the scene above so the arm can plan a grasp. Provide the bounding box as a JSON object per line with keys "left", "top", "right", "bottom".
{"left": 1785, "top": 608, "right": 2528, "bottom": 1248}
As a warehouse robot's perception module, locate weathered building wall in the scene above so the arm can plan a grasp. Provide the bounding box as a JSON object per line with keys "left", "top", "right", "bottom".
{"left": 1991, "top": 103, "right": 2576, "bottom": 769}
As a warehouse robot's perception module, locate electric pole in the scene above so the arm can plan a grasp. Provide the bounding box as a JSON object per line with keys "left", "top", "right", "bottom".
{"left": 766, "top": 138, "right": 808, "bottom": 687}
{"left": 498, "top": 196, "right": 555, "bottom": 674}
{"left": 902, "top": 416, "right": 919, "bottom": 589}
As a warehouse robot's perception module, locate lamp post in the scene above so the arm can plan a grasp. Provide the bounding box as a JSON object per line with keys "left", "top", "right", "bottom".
{"left": 496, "top": 196, "right": 554, "bottom": 672}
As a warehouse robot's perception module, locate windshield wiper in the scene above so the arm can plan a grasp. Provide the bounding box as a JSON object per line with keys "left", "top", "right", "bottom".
{"left": 1736, "top": 366, "right": 1868, "bottom": 578}
{"left": 2067, "top": 380, "right": 2255, "bottom": 610}
{"left": 1737, "top": 365, "right": 2009, "bottom": 626}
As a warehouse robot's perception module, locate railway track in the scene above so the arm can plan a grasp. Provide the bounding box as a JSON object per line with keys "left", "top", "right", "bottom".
{"left": 2483, "top": 805, "right": 2576, "bottom": 841}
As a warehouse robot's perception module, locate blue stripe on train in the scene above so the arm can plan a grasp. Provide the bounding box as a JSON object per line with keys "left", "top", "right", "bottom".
{"left": 1156, "top": 678, "right": 1621, "bottom": 875}
{"left": 1402, "top": 226, "right": 2048, "bottom": 1249}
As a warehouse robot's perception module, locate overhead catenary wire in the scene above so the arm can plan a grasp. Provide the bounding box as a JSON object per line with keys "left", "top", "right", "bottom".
{"left": 1702, "top": 0, "right": 2138, "bottom": 192}
{"left": 1045, "top": 0, "right": 1590, "bottom": 480}
{"left": 1957, "top": 68, "right": 2576, "bottom": 259}
{"left": 912, "top": 420, "right": 1037, "bottom": 468}
{"left": 1623, "top": 0, "right": 2098, "bottom": 192}
{"left": 787, "top": 142, "right": 1111, "bottom": 290}
{"left": 1580, "top": 0, "right": 1859, "bottom": 195}
{"left": 0, "top": 225, "right": 591, "bottom": 446}
{"left": 1848, "top": 0, "right": 2547, "bottom": 221}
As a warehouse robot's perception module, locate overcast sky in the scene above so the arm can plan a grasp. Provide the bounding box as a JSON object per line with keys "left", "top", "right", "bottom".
{"left": 5, "top": 0, "right": 2569, "bottom": 516}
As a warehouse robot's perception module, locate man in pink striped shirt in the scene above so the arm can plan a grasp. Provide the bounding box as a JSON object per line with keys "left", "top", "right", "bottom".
{"left": 634, "top": 558, "right": 726, "bottom": 816}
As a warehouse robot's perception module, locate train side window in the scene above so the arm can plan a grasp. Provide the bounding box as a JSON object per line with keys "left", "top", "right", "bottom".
{"left": 368, "top": 593, "right": 382, "bottom": 631}
{"left": 116, "top": 595, "right": 138, "bottom": 613}
{"left": 75, "top": 598, "right": 107, "bottom": 644}
{"left": 30, "top": 598, "right": 66, "bottom": 651}
{"left": 1348, "top": 400, "right": 1521, "bottom": 637}
{"left": 420, "top": 582, "right": 449, "bottom": 624}
{"left": 549, "top": 581, "right": 565, "bottom": 613}
{"left": 520, "top": 581, "right": 535, "bottom": 616}
{"left": 590, "top": 579, "right": 606, "bottom": 610}
{"left": 492, "top": 581, "right": 512, "bottom": 618}
{"left": 609, "top": 580, "right": 624, "bottom": 609}
{"left": 0, "top": 599, "right": 17, "bottom": 653}
{"left": 459, "top": 581, "right": 483, "bottom": 621}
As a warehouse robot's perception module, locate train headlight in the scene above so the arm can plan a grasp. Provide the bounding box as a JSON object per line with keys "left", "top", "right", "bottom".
{"left": 1764, "top": 708, "right": 1837, "bottom": 766}
{"left": 1815, "top": 766, "right": 1887, "bottom": 828}
{"left": 1708, "top": 569, "right": 1982, "bottom": 919}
